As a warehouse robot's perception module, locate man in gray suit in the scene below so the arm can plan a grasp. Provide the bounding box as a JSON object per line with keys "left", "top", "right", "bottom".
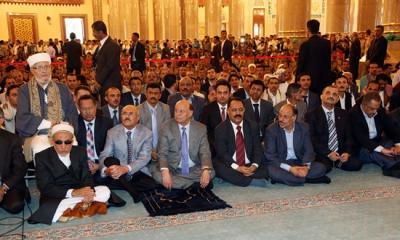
{"left": 168, "top": 77, "right": 205, "bottom": 121}
{"left": 150, "top": 100, "right": 215, "bottom": 189}
{"left": 99, "top": 105, "right": 158, "bottom": 202}
{"left": 138, "top": 83, "right": 171, "bottom": 160}
{"left": 275, "top": 83, "right": 307, "bottom": 122}
{"left": 264, "top": 104, "right": 330, "bottom": 186}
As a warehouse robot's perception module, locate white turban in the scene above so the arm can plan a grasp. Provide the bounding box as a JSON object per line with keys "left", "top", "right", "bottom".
{"left": 248, "top": 63, "right": 256, "bottom": 69}
{"left": 27, "top": 53, "right": 51, "bottom": 68}
{"left": 50, "top": 123, "right": 74, "bottom": 137}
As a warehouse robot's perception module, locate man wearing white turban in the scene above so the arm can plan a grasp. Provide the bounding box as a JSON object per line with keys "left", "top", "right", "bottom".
{"left": 15, "top": 53, "right": 78, "bottom": 161}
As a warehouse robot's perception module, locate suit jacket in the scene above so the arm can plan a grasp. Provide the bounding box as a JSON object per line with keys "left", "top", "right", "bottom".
{"left": 389, "top": 108, "right": 400, "bottom": 130}
{"left": 168, "top": 93, "right": 205, "bottom": 121}
{"left": 93, "top": 37, "right": 122, "bottom": 92}
{"left": 305, "top": 106, "right": 352, "bottom": 156}
{"left": 99, "top": 124, "right": 152, "bottom": 175}
{"left": 349, "top": 38, "right": 361, "bottom": 60}
{"left": 244, "top": 99, "right": 275, "bottom": 137}
{"left": 214, "top": 119, "right": 263, "bottom": 167}
{"left": 335, "top": 92, "right": 353, "bottom": 111}
{"left": 101, "top": 105, "right": 122, "bottom": 125}
{"left": 63, "top": 40, "right": 82, "bottom": 68}
{"left": 0, "top": 129, "right": 27, "bottom": 191}
{"left": 233, "top": 88, "right": 248, "bottom": 100}
{"left": 76, "top": 114, "right": 113, "bottom": 158}
{"left": 121, "top": 92, "right": 146, "bottom": 107}
{"left": 31, "top": 146, "right": 93, "bottom": 224}
{"left": 264, "top": 121, "right": 315, "bottom": 168}
{"left": 160, "top": 89, "right": 171, "bottom": 104}
{"left": 138, "top": 101, "right": 171, "bottom": 146}
{"left": 221, "top": 39, "right": 233, "bottom": 61}
{"left": 296, "top": 35, "right": 331, "bottom": 94}
{"left": 157, "top": 119, "right": 212, "bottom": 171}
{"left": 367, "top": 36, "right": 388, "bottom": 66}
{"left": 129, "top": 41, "right": 146, "bottom": 72}
{"left": 274, "top": 100, "right": 307, "bottom": 122}
{"left": 200, "top": 101, "right": 225, "bottom": 155}
{"left": 305, "top": 91, "right": 320, "bottom": 111}
{"left": 348, "top": 105, "right": 400, "bottom": 153}
{"left": 211, "top": 42, "right": 222, "bottom": 72}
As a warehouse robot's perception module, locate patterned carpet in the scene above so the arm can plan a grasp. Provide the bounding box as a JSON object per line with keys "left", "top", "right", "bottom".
{"left": 1, "top": 165, "right": 400, "bottom": 240}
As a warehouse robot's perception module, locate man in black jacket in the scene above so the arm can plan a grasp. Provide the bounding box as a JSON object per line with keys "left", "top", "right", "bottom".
{"left": 64, "top": 32, "right": 83, "bottom": 75}
{"left": 349, "top": 32, "right": 361, "bottom": 80}
{"left": 367, "top": 25, "right": 388, "bottom": 67}
{"left": 129, "top": 32, "right": 146, "bottom": 73}
{"left": 296, "top": 19, "right": 331, "bottom": 95}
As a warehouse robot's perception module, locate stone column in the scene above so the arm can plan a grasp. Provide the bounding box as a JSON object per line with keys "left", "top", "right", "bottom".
{"left": 276, "top": 0, "right": 310, "bottom": 37}
{"left": 380, "top": 0, "right": 400, "bottom": 32}
{"left": 164, "top": 0, "right": 182, "bottom": 40}
{"left": 92, "top": 0, "right": 103, "bottom": 21}
{"left": 139, "top": 0, "right": 150, "bottom": 40}
{"left": 181, "top": 0, "right": 199, "bottom": 39}
{"left": 356, "top": 0, "right": 380, "bottom": 31}
{"left": 205, "top": 0, "right": 222, "bottom": 37}
{"left": 153, "top": 0, "right": 164, "bottom": 40}
{"left": 229, "top": 0, "right": 245, "bottom": 37}
{"left": 325, "top": 0, "right": 350, "bottom": 33}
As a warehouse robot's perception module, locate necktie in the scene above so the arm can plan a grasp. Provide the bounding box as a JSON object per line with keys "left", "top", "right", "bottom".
{"left": 236, "top": 126, "right": 245, "bottom": 166}
{"left": 134, "top": 98, "right": 139, "bottom": 106}
{"left": 220, "top": 107, "right": 226, "bottom": 122}
{"left": 112, "top": 109, "right": 118, "bottom": 125}
{"left": 327, "top": 112, "right": 339, "bottom": 152}
{"left": 151, "top": 108, "right": 158, "bottom": 148}
{"left": 181, "top": 127, "right": 190, "bottom": 176}
{"left": 303, "top": 96, "right": 308, "bottom": 107}
{"left": 127, "top": 131, "right": 133, "bottom": 164}
{"left": 86, "top": 123, "right": 96, "bottom": 161}
{"left": 253, "top": 103, "right": 260, "bottom": 123}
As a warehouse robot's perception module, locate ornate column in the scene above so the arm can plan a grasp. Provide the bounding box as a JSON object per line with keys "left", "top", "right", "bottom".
{"left": 92, "top": 0, "right": 103, "bottom": 21}
{"left": 139, "top": 0, "right": 150, "bottom": 40}
{"left": 181, "top": 0, "right": 199, "bottom": 39}
{"left": 356, "top": 0, "right": 380, "bottom": 31}
{"left": 380, "top": 0, "right": 400, "bottom": 32}
{"left": 164, "top": 0, "right": 182, "bottom": 40}
{"left": 229, "top": 0, "right": 245, "bottom": 37}
{"left": 276, "top": 0, "right": 310, "bottom": 37}
{"left": 153, "top": 0, "right": 164, "bottom": 40}
{"left": 325, "top": 0, "right": 350, "bottom": 33}
{"left": 205, "top": 0, "right": 222, "bottom": 37}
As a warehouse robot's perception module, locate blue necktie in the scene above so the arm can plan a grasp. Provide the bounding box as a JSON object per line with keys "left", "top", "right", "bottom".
{"left": 112, "top": 109, "right": 118, "bottom": 125}
{"left": 151, "top": 108, "right": 158, "bottom": 148}
{"left": 181, "top": 127, "right": 189, "bottom": 176}
{"left": 127, "top": 131, "right": 133, "bottom": 164}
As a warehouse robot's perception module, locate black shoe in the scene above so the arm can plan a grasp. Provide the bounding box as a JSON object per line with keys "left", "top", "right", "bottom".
{"left": 305, "top": 176, "right": 331, "bottom": 184}
{"left": 270, "top": 179, "right": 276, "bottom": 184}
{"left": 107, "top": 191, "right": 126, "bottom": 208}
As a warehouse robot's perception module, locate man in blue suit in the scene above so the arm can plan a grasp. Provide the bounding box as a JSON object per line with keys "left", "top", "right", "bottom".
{"left": 264, "top": 104, "right": 330, "bottom": 186}
{"left": 99, "top": 105, "right": 158, "bottom": 202}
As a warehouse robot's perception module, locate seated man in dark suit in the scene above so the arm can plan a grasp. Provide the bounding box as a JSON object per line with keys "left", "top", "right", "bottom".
{"left": 101, "top": 87, "right": 122, "bottom": 126}
{"left": 99, "top": 105, "right": 158, "bottom": 202}
{"left": 233, "top": 74, "right": 254, "bottom": 100}
{"left": 121, "top": 77, "right": 146, "bottom": 107}
{"left": 348, "top": 92, "right": 400, "bottom": 178}
{"left": 201, "top": 80, "right": 231, "bottom": 157}
{"left": 244, "top": 80, "right": 275, "bottom": 139}
{"left": 0, "top": 108, "right": 27, "bottom": 214}
{"left": 275, "top": 83, "right": 307, "bottom": 122}
{"left": 29, "top": 123, "right": 110, "bottom": 225}
{"left": 77, "top": 95, "right": 113, "bottom": 179}
{"left": 168, "top": 76, "right": 205, "bottom": 121}
{"left": 297, "top": 72, "right": 319, "bottom": 111}
{"left": 150, "top": 100, "right": 215, "bottom": 190}
{"left": 305, "top": 86, "right": 362, "bottom": 173}
{"left": 160, "top": 74, "right": 177, "bottom": 104}
{"left": 214, "top": 97, "right": 269, "bottom": 187}
{"left": 389, "top": 108, "right": 400, "bottom": 129}
{"left": 264, "top": 104, "right": 330, "bottom": 186}
{"left": 334, "top": 75, "right": 355, "bottom": 111}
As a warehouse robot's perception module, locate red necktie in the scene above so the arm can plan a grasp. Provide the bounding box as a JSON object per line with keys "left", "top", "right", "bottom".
{"left": 236, "top": 126, "right": 245, "bottom": 166}
{"left": 221, "top": 107, "right": 226, "bottom": 122}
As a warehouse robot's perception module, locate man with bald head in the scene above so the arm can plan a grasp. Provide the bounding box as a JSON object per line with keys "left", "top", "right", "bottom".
{"left": 264, "top": 104, "right": 330, "bottom": 186}
{"left": 168, "top": 76, "right": 205, "bottom": 121}
{"left": 150, "top": 99, "right": 214, "bottom": 190}
{"left": 99, "top": 105, "right": 158, "bottom": 203}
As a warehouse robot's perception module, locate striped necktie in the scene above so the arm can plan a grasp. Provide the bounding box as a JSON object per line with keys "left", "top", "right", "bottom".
{"left": 327, "top": 112, "right": 339, "bottom": 152}
{"left": 86, "top": 122, "right": 96, "bottom": 161}
{"left": 127, "top": 131, "right": 133, "bottom": 164}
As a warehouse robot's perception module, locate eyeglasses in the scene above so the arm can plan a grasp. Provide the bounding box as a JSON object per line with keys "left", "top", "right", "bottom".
{"left": 54, "top": 140, "right": 73, "bottom": 145}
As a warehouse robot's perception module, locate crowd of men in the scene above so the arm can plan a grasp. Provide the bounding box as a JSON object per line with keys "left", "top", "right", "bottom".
{"left": 1, "top": 19, "right": 400, "bottom": 225}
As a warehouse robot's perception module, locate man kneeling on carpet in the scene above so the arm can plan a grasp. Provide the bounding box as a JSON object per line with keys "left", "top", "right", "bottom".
{"left": 98, "top": 105, "right": 159, "bottom": 203}
{"left": 150, "top": 99, "right": 215, "bottom": 190}
{"left": 29, "top": 123, "right": 110, "bottom": 225}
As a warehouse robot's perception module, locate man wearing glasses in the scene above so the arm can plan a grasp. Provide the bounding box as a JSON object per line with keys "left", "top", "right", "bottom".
{"left": 29, "top": 123, "right": 110, "bottom": 225}
{"left": 16, "top": 53, "right": 78, "bottom": 162}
